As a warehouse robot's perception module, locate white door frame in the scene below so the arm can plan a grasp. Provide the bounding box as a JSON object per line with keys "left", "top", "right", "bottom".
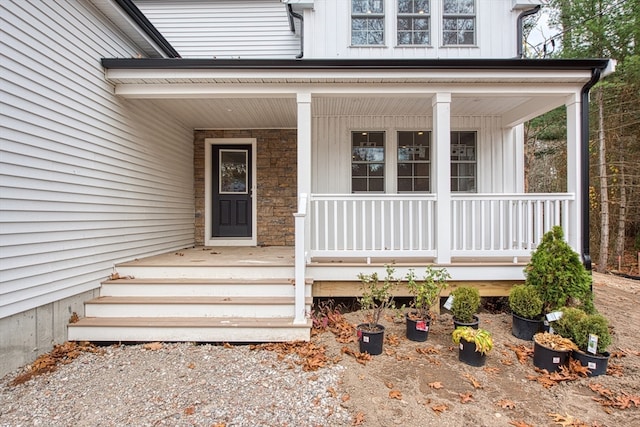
{"left": 205, "top": 138, "right": 257, "bottom": 246}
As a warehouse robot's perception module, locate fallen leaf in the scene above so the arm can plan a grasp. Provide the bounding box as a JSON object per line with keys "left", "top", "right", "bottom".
{"left": 483, "top": 367, "right": 500, "bottom": 374}
{"left": 223, "top": 342, "right": 234, "bottom": 349}
{"left": 183, "top": 406, "right": 195, "bottom": 416}
{"left": 428, "top": 381, "right": 444, "bottom": 389}
{"left": 431, "top": 403, "right": 449, "bottom": 415}
{"left": 142, "top": 342, "right": 163, "bottom": 351}
{"left": 385, "top": 381, "right": 394, "bottom": 389}
{"left": 547, "top": 412, "right": 589, "bottom": 426}
{"left": 498, "top": 399, "right": 516, "bottom": 409}
{"left": 389, "top": 389, "right": 403, "bottom": 400}
{"left": 187, "top": 362, "right": 195, "bottom": 369}
{"left": 606, "top": 363, "right": 624, "bottom": 377}
{"left": 416, "top": 346, "right": 440, "bottom": 355}
{"left": 69, "top": 312, "right": 79, "bottom": 324}
{"left": 212, "top": 423, "right": 226, "bottom": 427}
{"left": 352, "top": 412, "right": 365, "bottom": 425}
{"left": 459, "top": 392, "right": 474, "bottom": 403}
{"left": 463, "top": 373, "right": 483, "bottom": 389}
{"left": 509, "top": 421, "right": 533, "bottom": 427}
{"left": 385, "top": 334, "right": 401, "bottom": 346}
{"left": 327, "top": 387, "right": 337, "bottom": 398}
{"left": 341, "top": 394, "right": 351, "bottom": 402}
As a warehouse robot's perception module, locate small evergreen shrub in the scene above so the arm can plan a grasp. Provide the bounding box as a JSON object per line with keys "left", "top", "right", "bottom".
{"left": 524, "top": 226, "right": 594, "bottom": 314}
{"left": 450, "top": 287, "right": 480, "bottom": 323}
{"left": 552, "top": 307, "right": 587, "bottom": 339}
{"left": 508, "top": 284, "right": 543, "bottom": 319}
{"left": 574, "top": 313, "right": 611, "bottom": 354}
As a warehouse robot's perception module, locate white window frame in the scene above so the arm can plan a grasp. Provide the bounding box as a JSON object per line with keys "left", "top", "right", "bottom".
{"left": 397, "top": 0, "right": 431, "bottom": 46}
{"left": 442, "top": 0, "right": 476, "bottom": 46}
{"left": 397, "top": 130, "right": 431, "bottom": 192}
{"left": 351, "top": 0, "right": 386, "bottom": 46}
{"left": 351, "top": 131, "right": 386, "bottom": 193}
{"left": 450, "top": 131, "right": 477, "bottom": 192}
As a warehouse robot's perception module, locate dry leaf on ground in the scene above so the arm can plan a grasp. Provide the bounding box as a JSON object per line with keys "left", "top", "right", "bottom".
{"left": 428, "top": 381, "right": 444, "bottom": 389}
{"left": 389, "top": 389, "right": 403, "bottom": 400}
{"left": 459, "top": 392, "right": 474, "bottom": 403}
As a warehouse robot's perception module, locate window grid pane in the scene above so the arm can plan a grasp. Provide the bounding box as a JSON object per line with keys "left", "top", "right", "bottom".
{"left": 397, "top": 131, "right": 431, "bottom": 192}
{"left": 397, "top": 0, "right": 430, "bottom": 45}
{"left": 451, "top": 131, "right": 476, "bottom": 192}
{"left": 352, "top": 132, "right": 386, "bottom": 193}
{"left": 352, "top": 0, "right": 385, "bottom": 45}
{"left": 442, "top": 0, "right": 475, "bottom": 45}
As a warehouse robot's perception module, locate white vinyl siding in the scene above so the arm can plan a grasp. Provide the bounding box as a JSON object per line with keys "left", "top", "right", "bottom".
{"left": 135, "top": 0, "right": 300, "bottom": 58}
{"left": 0, "top": 0, "right": 194, "bottom": 318}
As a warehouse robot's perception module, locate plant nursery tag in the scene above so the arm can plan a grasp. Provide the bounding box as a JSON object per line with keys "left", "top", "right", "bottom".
{"left": 363, "top": 335, "right": 370, "bottom": 343}
{"left": 588, "top": 334, "right": 598, "bottom": 355}
{"left": 416, "top": 321, "right": 428, "bottom": 332}
{"left": 552, "top": 357, "right": 560, "bottom": 364}
{"left": 546, "top": 311, "right": 563, "bottom": 322}
{"left": 588, "top": 362, "right": 597, "bottom": 370}
{"left": 444, "top": 295, "right": 454, "bottom": 310}
{"left": 357, "top": 330, "right": 362, "bottom": 340}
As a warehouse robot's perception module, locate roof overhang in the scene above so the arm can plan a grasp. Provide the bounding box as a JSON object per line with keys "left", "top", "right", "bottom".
{"left": 101, "top": 58, "right": 613, "bottom": 129}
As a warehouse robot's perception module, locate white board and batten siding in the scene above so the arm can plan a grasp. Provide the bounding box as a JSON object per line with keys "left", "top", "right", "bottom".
{"left": 303, "top": 0, "right": 526, "bottom": 59}
{"left": 0, "top": 0, "right": 194, "bottom": 319}
{"left": 135, "top": 0, "right": 300, "bottom": 58}
{"left": 311, "top": 115, "right": 522, "bottom": 194}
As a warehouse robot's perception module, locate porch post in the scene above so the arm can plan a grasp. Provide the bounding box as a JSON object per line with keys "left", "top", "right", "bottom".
{"left": 566, "top": 93, "right": 582, "bottom": 253}
{"left": 294, "top": 91, "right": 312, "bottom": 325}
{"left": 433, "top": 93, "right": 452, "bottom": 264}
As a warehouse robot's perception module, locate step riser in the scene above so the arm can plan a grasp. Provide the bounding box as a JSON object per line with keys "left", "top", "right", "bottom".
{"left": 115, "top": 266, "right": 295, "bottom": 280}
{"left": 85, "top": 304, "right": 311, "bottom": 318}
{"left": 67, "top": 326, "right": 311, "bottom": 342}
{"left": 100, "top": 284, "right": 311, "bottom": 298}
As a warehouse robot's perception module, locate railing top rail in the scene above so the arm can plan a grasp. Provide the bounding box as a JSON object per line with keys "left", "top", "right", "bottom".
{"left": 451, "top": 193, "right": 575, "bottom": 201}
{"left": 310, "top": 193, "right": 438, "bottom": 201}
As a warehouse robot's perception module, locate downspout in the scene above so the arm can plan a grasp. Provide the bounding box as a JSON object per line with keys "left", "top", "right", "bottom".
{"left": 286, "top": 4, "right": 304, "bottom": 59}
{"left": 516, "top": 5, "right": 541, "bottom": 58}
{"left": 580, "top": 67, "right": 605, "bottom": 271}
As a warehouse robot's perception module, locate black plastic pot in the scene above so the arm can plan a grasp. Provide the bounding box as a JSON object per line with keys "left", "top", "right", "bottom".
{"left": 458, "top": 338, "right": 486, "bottom": 367}
{"left": 533, "top": 340, "right": 571, "bottom": 372}
{"left": 406, "top": 313, "right": 430, "bottom": 342}
{"left": 453, "top": 315, "right": 479, "bottom": 330}
{"left": 572, "top": 350, "right": 610, "bottom": 377}
{"left": 357, "top": 323, "right": 385, "bottom": 355}
{"left": 511, "top": 313, "right": 543, "bottom": 341}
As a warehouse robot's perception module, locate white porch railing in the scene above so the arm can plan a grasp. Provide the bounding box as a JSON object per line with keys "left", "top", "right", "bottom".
{"left": 308, "top": 194, "right": 438, "bottom": 259}
{"left": 305, "top": 193, "right": 574, "bottom": 261}
{"left": 451, "top": 193, "right": 573, "bottom": 258}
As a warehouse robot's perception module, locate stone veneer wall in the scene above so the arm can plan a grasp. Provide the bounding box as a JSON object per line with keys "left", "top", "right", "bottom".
{"left": 194, "top": 130, "right": 297, "bottom": 246}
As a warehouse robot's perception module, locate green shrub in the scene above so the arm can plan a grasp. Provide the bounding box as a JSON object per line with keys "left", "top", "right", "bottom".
{"left": 508, "top": 284, "right": 543, "bottom": 319}
{"left": 358, "top": 265, "right": 398, "bottom": 330}
{"left": 405, "top": 266, "right": 450, "bottom": 320}
{"left": 552, "top": 307, "right": 587, "bottom": 340}
{"left": 450, "top": 287, "right": 480, "bottom": 323}
{"left": 524, "top": 226, "right": 594, "bottom": 314}
{"left": 574, "top": 313, "right": 611, "bottom": 354}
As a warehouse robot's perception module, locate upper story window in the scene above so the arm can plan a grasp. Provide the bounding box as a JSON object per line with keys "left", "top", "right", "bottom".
{"left": 442, "top": 0, "right": 475, "bottom": 45}
{"left": 398, "top": 131, "right": 431, "bottom": 192}
{"left": 397, "top": 0, "right": 431, "bottom": 45}
{"left": 352, "top": 131, "right": 385, "bottom": 192}
{"left": 352, "top": 0, "right": 385, "bottom": 45}
{"left": 450, "top": 131, "right": 476, "bottom": 192}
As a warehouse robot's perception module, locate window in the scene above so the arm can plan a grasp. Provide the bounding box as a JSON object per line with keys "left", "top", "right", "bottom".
{"left": 352, "top": 132, "right": 385, "bottom": 192}
{"left": 397, "top": 131, "right": 430, "bottom": 192}
{"left": 450, "top": 131, "right": 476, "bottom": 192}
{"left": 397, "top": 0, "right": 430, "bottom": 45}
{"left": 352, "top": 0, "right": 385, "bottom": 45}
{"left": 442, "top": 0, "right": 475, "bottom": 45}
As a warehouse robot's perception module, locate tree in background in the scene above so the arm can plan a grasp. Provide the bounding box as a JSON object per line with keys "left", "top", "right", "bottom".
{"left": 528, "top": 0, "right": 639, "bottom": 273}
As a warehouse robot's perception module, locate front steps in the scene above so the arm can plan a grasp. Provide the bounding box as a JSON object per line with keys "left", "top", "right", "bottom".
{"left": 68, "top": 264, "right": 312, "bottom": 343}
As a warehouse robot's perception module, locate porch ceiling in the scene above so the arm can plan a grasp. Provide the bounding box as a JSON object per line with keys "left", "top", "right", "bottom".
{"left": 128, "top": 94, "right": 567, "bottom": 130}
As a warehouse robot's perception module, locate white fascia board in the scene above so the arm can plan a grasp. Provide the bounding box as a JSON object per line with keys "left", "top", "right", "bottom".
{"left": 512, "top": 0, "right": 547, "bottom": 10}
{"left": 90, "top": 0, "right": 170, "bottom": 58}
{"left": 105, "top": 68, "right": 593, "bottom": 84}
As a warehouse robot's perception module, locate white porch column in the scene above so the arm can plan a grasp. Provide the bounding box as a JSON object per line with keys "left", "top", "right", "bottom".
{"left": 566, "top": 93, "right": 582, "bottom": 252}
{"left": 294, "top": 91, "right": 311, "bottom": 325}
{"left": 433, "top": 93, "right": 452, "bottom": 264}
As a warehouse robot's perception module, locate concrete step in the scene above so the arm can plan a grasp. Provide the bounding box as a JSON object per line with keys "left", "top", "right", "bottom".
{"left": 84, "top": 296, "right": 313, "bottom": 318}
{"left": 67, "top": 316, "right": 312, "bottom": 342}
{"left": 100, "top": 278, "right": 311, "bottom": 298}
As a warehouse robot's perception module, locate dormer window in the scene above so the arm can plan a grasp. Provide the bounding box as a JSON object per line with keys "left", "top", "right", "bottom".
{"left": 397, "top": 0, "right": 431, "bottom": 45}
{"left": 351, "top": 0, "right": 385, "bottom": 45}
{"left": 442, "top": 0, "right": 475, "bottom": 45}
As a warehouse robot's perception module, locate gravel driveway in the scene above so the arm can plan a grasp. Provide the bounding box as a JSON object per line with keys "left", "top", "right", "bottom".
{"left": 0, "top": 343, "right": 351, "bottom": 427}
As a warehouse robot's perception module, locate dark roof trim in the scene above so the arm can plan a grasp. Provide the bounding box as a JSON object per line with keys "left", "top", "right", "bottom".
{"left": 113, "top": 0, "right": 180, "bottom": 58}
{"left": 101, "top": 57, "right": 609, "bottom": 70}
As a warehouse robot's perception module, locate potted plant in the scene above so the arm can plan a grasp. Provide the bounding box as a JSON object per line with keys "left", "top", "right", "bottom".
{"left": 452, "top": 326, "right": 493, "bottom": 367}
{"left": 404, "top": 266, "right": 450, "bottom": 342}
{"left": 532, "top": 331, "right": 577, "bottom": 372}
{"left": 356, "top": 265, "right": 398, "bottom": 355}
{"left": 524, "top": 226, "right": 594, "bottom": 315}
{"left": 508, "top": 284, "right": 544, "bottom": 340}
{"left": 450, "top": 286, "right": 481, "bottom": 329}
{"left": 554, "top": 308, "right": 612, "bottom": 376}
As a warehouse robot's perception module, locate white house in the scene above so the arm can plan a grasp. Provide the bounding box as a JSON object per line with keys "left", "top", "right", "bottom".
{"left": 0, "top": 0, "right": 613, "bottom": 376}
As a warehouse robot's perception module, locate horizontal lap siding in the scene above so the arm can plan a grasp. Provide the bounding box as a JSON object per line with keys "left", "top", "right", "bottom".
{"left": 0, "top": 0, "right": 194, "bottom": 318}
{"left": 135, "top": 0, "right": 299, "bottom": 58}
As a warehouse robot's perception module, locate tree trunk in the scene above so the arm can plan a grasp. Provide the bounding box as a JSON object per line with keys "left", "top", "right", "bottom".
{"left": 615, "top": 153, "right": 627, "bottom": 270}
{"left": 597, "top": 88, "right": 609, "bottom": 272}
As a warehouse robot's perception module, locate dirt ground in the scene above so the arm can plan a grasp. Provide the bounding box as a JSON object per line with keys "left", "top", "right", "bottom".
{"left": 314, "top": 272, "right": 640, "bottom": 427}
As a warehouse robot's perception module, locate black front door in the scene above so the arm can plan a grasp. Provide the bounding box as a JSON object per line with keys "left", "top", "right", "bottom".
{"left": 212, "top": 145, "right": 252, "bottom": 237}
